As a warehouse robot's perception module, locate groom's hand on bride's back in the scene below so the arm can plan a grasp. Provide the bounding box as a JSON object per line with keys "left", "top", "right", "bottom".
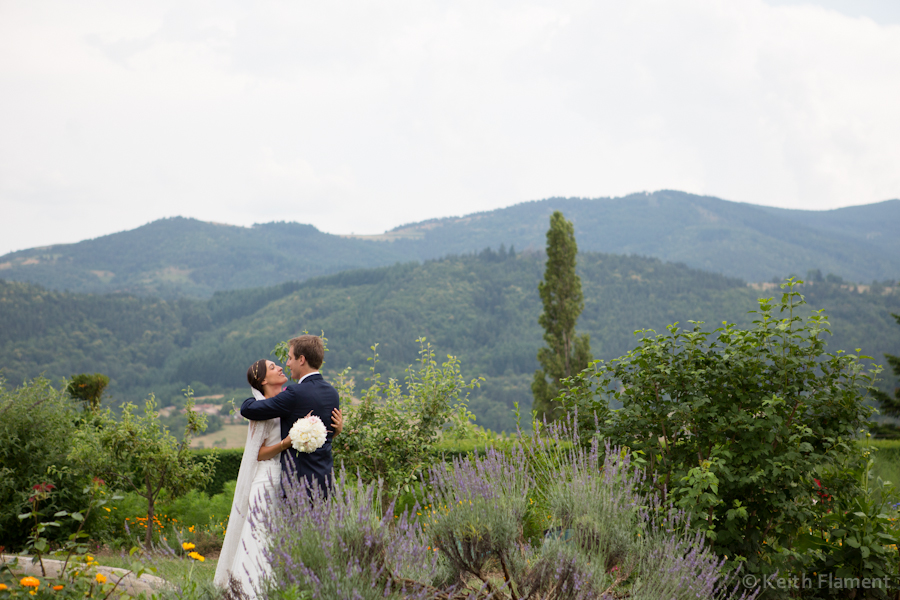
{"left": 331, "top": 408, "right": 343, "bottom": 436}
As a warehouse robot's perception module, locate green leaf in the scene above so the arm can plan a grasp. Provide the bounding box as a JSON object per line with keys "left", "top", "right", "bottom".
{"left": 793, "top": 533, "right": 829, "bottom": 551}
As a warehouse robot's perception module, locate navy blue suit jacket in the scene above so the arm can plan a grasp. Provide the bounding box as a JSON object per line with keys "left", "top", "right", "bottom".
{"left": 240, "top": 373, "right": 339, "bottom": 495}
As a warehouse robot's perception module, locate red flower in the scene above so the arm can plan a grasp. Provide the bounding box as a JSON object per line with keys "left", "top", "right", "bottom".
{"left": 93, "top": 477, "right": 106, "bottom": 487}
{"left": 28, "top": 482, "right": 55, "bottom": 503}
{"left": 812, "top": 479, "right": 831, "bottom": 502}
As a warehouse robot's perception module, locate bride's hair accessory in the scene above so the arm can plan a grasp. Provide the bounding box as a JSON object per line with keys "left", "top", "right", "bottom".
{"left": 247, "top": 359, "right": 268, "bottom": 393}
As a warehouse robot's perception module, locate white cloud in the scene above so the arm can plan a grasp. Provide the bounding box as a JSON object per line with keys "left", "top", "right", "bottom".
{"left": 1, "top": 0, "right": 898, "bottom": 254}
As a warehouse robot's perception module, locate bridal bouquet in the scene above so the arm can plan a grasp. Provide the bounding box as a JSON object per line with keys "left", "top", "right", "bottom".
{"left": 289, "top": 414, "right": 328, "bottom": 453}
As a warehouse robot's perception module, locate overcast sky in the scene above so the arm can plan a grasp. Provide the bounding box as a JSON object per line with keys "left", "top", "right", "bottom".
{"left": 1, "top": 0, "right": 898, "bottom": 255}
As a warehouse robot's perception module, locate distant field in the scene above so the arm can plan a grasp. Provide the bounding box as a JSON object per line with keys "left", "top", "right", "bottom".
{"left": 192, "top": 424, "right": 248, "bottom": 449}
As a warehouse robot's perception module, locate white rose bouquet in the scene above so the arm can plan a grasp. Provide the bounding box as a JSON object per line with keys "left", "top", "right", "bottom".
{"left": 288, "top": 414, "right": 328, "bottom": 453}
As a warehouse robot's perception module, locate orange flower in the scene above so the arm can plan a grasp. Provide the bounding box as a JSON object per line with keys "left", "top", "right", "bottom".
{"left": 20, "top": 576, "right": 40, "bottom": 588}
{"left": 188, "top": 551, "right": 205, "bottom": 562}
{"left": 53, "top": 585, "right": 65, "bottom": 591}
{"left": 95, "top": 573, "right": 107, "bottom": 584}
{"left": 181, "top": 542, "right": 195, "bottom": 551}
{"left": 0, "top": 583, "right": 7, "bottom": 590}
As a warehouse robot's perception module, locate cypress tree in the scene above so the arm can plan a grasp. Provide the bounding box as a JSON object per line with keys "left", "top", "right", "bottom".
{"left": 532, "top": 211, "right": 593, "bottom": 420}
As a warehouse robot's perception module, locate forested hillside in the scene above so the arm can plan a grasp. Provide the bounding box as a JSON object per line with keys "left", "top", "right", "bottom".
{"left": 3, "top": 250, "right": 899, "bottom": 431}
{"left": 1, "top": 191, "right": 897, "bottom": 298}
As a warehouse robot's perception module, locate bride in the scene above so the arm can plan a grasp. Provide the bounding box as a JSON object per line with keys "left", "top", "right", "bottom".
{"left": 213, "top": 358, "right": 342, "bottom": 597}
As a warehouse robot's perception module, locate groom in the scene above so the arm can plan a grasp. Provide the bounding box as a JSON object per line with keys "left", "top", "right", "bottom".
{"left": 240, "top": 334, "right": 340, "bottom": 496}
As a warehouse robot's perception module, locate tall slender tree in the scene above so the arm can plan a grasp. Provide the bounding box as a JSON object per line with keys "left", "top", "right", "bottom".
{"left": 532, "top": 211, "right": 593, "bottom": 420}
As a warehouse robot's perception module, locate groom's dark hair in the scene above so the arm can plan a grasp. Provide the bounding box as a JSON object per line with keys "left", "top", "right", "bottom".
{"left": 289, "top": 335, "right": 325, "bottom": 370}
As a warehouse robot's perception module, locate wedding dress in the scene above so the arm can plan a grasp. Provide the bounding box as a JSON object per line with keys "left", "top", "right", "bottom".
{"left": 213, "top": 389, "right": 281, "bottom": 598}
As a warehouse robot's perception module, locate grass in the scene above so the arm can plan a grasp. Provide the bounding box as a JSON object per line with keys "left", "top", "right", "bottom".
{"left": 191, "top": 424, "right": 248, "bottom": 449}
{"left": 869, "top": 439, "right": 900, "bottom": 486}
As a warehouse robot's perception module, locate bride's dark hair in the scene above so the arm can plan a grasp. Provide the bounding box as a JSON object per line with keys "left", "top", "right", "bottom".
{"left": 247, "top": 359, "right": 268, "bottom": 393}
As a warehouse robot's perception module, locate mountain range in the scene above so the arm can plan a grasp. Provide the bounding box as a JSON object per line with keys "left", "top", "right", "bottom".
{"left": 2, "top": 190, "right": 897, "bottom": 298}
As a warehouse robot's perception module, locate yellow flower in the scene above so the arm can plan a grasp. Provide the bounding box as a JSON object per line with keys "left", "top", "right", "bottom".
{"left": 0, "top": 583, "right": 7, "bottom": 590}
{"left": 53, "top": 585, "right": 65, "bottom": 591}
{"left": 20, "top": 576, "right": 40, "bottom": 588}
{"left": 188, "top": 551, "right": 205, "bottom": 562}
{"left": 182, "top": 542, "right": 196, "bottom": 551}
{"left": 95, "top": 573, "right": 107, "bottom": 584}
{"left": 85, "top": 555, "right": 95, "bottom": 563}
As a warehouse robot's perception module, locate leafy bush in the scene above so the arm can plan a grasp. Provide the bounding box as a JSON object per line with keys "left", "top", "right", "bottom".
{"left": 0, "top": 378, "right": 91, "bottom": 550}
{"left": 69, "top": 393, "right": 218, "bottom": 547}
{"left": 558, "top": 279, "right": 886, "bottom": 579}
{"left": 333, "top": 338, "right": 482, "bottom": 495}
{"left": 65, "top": 373, "right": 109, "bottom": 413}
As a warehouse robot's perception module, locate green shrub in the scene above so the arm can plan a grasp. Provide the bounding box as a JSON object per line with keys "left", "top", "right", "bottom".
{"left": 559, "top": 279, "right": 885, "bottom": 579}
{"left": 0, "top": 378, "right": 91, "bottom": 549}
{"left": 332, "top": 338, "right": 482, "bottom": 495}
{"left": 65, "top": 372, "right": 109, "bottom": 412}
{"left": 69, "top": 394, "right": 217, "bottom": 547}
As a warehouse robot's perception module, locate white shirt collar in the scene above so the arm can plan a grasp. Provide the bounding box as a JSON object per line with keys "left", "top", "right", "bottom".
{"left": 295, "top": 371, "right": 320, "bottom": 385}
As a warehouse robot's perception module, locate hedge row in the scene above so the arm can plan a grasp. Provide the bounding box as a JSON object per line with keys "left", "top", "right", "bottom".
{"left": 193, "top": 439, "right": 897, "bottom": 497}
{"left": 188, "top": 445, "right": 489, "bottom": 495}
{"left": 191, "top": 448, "right": 243, "bottom": 495}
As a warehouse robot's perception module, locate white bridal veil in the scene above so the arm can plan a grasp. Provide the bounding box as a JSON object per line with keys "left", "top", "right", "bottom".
{"left": 213, "top": 388, "right": 277, "bottom": 589}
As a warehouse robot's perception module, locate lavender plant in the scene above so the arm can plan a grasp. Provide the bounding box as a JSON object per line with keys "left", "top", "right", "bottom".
{"left": 522, "top": 424, "right": 757, "bottom": 600}
{"left": 255, "top": 466, "right": 444, "bottom": 600}
{"left": 256, "top": 433, "right": 760, "bottom": 600}
{"left": 424, "top": 447, "right": 532, "bottom": 597}
{"left": 542, "top": 440, "right": 644, "bottom": 588}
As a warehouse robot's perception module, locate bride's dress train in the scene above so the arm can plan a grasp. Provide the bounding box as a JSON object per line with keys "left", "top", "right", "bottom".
{"left": 214, "top": 389, "right": 281, "bottom": 599}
